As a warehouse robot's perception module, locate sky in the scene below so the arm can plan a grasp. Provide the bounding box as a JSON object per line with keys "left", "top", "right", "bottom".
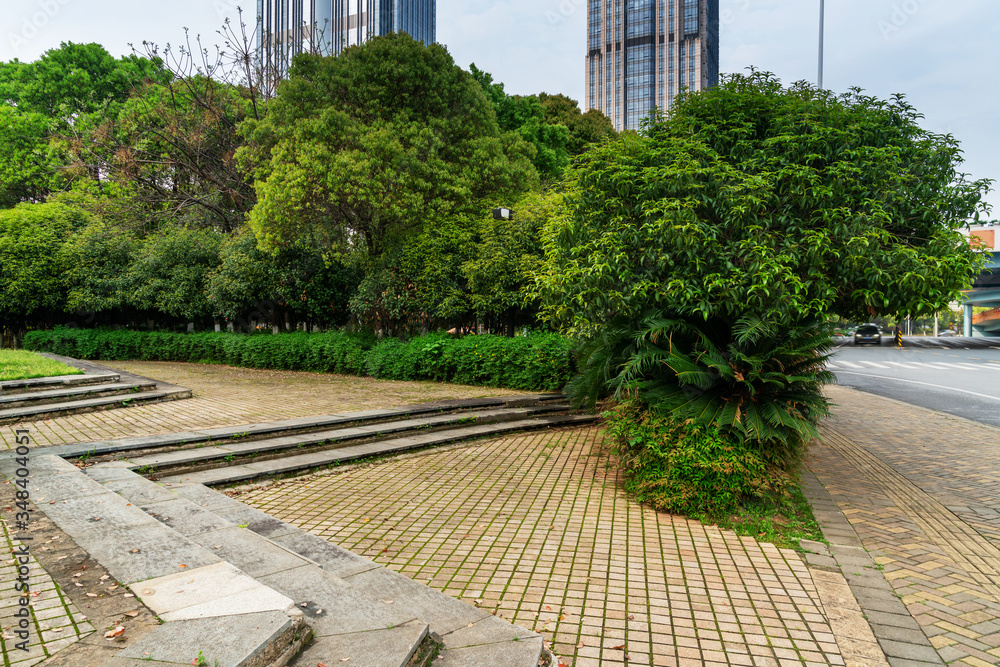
{"left": 3, "top": 0, "right": 998, "bottom": 217}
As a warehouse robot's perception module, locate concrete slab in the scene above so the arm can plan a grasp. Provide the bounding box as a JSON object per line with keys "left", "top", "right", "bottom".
{"left": 438, "top": 614, "right": 538, "bottom": 649}
{"left": 258, "top": 566, "right": 414, "bottom": 635}
{"left": 290, "top": 620, "right": 427, "bottom": 667}
{"left": 268, "top": 531, "right": 379, "bottom": 578}
{"left": 137, "top": 562, "right": 294, "bottom": 622}
{"left": 435, "top": 636, "right": 543, "bottom": 666}
{"left": 138, "top": 498, "right": 233, "bottom": 536}
{"left": 342, "top": 568, "right": 490, "bottom": 635}
{"left": 40, "top": 493, "right": 219, "bottom": 585}
{"left": 100, "top": 478, "right": 180, "bottom": 506}
{"left": 116, "top": 610, "right": 293, "bottom": 667}
{"left": 189, "top": 526, "right": 310, "bottom": 577}
{"left": 209, "top": 504, "right": 300, "bottom": 539}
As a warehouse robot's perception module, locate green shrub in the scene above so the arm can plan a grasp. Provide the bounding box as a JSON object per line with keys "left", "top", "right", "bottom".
{"left": 23, "top": 328, "right": 574, "bottom": 392}
{"left": 605, "top": 398, "right": 792, "bottom": 515}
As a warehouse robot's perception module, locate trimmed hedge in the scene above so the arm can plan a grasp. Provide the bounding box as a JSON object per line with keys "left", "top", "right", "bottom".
{"left": 23, "top": 328, "right": 574, "bottom": 392}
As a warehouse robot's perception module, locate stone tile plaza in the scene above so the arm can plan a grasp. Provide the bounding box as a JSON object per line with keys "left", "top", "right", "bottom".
{"left": 1, "top": 359, "right": 999, "bottom": 665}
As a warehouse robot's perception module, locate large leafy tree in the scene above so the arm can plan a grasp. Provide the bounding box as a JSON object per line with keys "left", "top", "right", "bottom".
{"left": 470, "top": 66, "right": 571, "bottom": 180}
{"left": 0, "top": 202, "right": 90, "bottom": 337}
{"left": 539, "top": 71, "right": 991, "bottom": 455}
{"left": 537, "top": 93, "right": 616, "bottom": 156}
{"left": 0, "top": 42, "right": 166, "bottom": 117}
{"left": 241, "top": 34, "right": 538, "bottom": 262}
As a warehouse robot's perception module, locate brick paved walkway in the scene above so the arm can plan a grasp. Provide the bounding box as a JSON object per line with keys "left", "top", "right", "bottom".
{"left": 0, "top": 361, "right": 519, "bottom": 450}
{"left": 813, "top": 385, "right": 1000, "bottom": 666}
{"left": 239, "top": 428, "right": 865, "bottom": 666}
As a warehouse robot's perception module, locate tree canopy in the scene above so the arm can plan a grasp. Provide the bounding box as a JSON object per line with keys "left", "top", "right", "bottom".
{"left": 539, "top": 71, "right": 991, "bottom": 335}
{"left": 241, "top": 34, "right": 538, "bottom": 261}
{"left": 538, "top": 71, "right": 992, "bottom": 449}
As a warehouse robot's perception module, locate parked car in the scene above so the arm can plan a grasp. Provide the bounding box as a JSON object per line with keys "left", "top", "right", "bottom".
{"left": 854, "top": 324, "right": 882, "bottom": 346}
{"left": 939, "top": 329, "right": 958, "bottom": 337}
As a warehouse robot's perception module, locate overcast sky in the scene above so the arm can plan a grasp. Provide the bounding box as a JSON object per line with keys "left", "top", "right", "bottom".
{"left": 3, "top": 0, "right": 998, "bottom": 216}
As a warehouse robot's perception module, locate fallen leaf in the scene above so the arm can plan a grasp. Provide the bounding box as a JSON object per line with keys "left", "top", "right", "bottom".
{"left": 178, "top": 564, "right": 187, "bottom": 568}
{"left": 131, "top": 549, "right": 139, "bottom": 553}
{"left": 124, "top": 594, "right": 134, "bottom": 598}
{"left": 100, "top": 575, "right": 110, "bottom": 581}
{"left": 104, "top": 626, "right": 124, "bottom": 639}
{"left": 124, "top": 610, "right": 139, "bottom": 618}
{"left": 30, "top": 591, "right": 39, "bottom": 597}
{"left": 467, "top": 623, "right": 474, "bottom": 628}
{"left": 382, "top": 600, "right": 394, "bottom": 604}
{"left": 86, "top": 593, "right": 98, "bottom": 598}
{"left": 317, "top": 663, "right": 326, "bottom": 667}
{"left": 74, "top": 583, "right": 83, "bottom": 587}
{"left": 72, "top": 573, "right": 82, "bottom": 578}
{"left": 612, "top": 644, "right": 625, "bottom": 650}
{"left": 300, "top": 603, "right": 308, "bottom": 608}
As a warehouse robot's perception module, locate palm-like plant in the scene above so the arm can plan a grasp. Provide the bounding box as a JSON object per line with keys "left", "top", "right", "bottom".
{"left": 571, "top": 313, "right": 835, "bottom": 466}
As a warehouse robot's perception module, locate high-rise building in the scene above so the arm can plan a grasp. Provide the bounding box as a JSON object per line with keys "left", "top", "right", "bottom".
{"left": 585, "top": 0, "right": 719, "bottom": 131}
{"left": 257, "top": 0, "right": 436, "bottom": 73}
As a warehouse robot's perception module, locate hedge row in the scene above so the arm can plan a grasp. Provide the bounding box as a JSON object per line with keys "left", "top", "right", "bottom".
{"left": 23, "top": 328, "right": 575, "bottom": 392}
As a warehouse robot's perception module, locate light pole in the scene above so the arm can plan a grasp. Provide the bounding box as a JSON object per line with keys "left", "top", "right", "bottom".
{"left": 818, "top": 0, "right": 825, "bottom": 89}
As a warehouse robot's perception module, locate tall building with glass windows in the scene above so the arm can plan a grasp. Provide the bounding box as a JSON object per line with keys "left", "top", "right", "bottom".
{"left": 585, "top": 0, "right": 718, "bottom": 131}
{"left": 258, "top": 0, "right": 435, "bottom": 74}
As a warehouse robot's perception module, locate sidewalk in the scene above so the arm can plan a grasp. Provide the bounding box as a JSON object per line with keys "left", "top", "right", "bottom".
{"left": 811, "top": 385, "right": 1000, "bottom": 666}
{"left": 3, "top": 361, "right": 990, "bottom": 666}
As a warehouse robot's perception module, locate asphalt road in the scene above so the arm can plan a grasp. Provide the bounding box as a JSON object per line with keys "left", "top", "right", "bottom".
{"left": 830, "top": 337, "right": 1000, "bottom": 428}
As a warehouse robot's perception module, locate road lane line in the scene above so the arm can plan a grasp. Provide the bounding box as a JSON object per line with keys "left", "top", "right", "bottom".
{"left": 834, "top": 371, "right": 1000, "bottom": 402}
{"left": 885, "top": 361, "right": 922, "bottom": 369}
{"left": 837, "top": 361, "right": 864, "bottom": 369}
{"left": 860, "top": 361, "right": 889, "bottom": 368}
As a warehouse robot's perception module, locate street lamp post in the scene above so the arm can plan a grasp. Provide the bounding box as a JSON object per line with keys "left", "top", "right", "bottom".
{"left": 818, "top": 0, "right": 825, "bottom": 89}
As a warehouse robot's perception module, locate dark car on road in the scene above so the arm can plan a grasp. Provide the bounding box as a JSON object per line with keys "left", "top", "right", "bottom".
{"left": 854, "top": 324, "right": 882, "bottom": 346}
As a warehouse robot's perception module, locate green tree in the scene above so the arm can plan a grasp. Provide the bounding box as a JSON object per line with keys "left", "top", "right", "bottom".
{"left": 462, "top": 193, "right": 556, "bottom": 334}
{"left": 470, "top": 66, "right": 570, "bottom": 180}
{"left": 0, "top": 202, "right": 90, "bottom": 337}
{"left": 208, "top": 230, "right": 359, "bottom": 328}
{"left": 124, "top": 226, "right": 222, "bottom": 322}
{"left": 0, "top": 42, "right": 166, "bottom": 117}
{"left": 0, "top": 107, "right": 57, "bottom": 207}
{"left": 537, "top": 93, "right": 616, "bottom": 156}
{"left": 539, "top": 71, "right": 991, "bottom": 457}
{"left": 241, "top": 34, "right": 538, "bottom": 262}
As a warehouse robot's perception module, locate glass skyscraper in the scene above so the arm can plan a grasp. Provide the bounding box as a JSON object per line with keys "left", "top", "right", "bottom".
{"left": 258, "top": 0, "right": 436, "bottom": 73}
{"left": 585, "top": 0, "right": 719, "bottom": 131}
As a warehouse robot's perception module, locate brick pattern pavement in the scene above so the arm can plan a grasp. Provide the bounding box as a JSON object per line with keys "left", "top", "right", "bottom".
{"left": 812, "top": 386, "right": 1000, "bottom": 666}
{"left": 0, "top": 521, "right": 94, "bottom": 666}
{"left": 240, "top": 427, "right": 849, "bottom": 666}
{"left": 0, "top": 361, "right": 519, "bottom": 450}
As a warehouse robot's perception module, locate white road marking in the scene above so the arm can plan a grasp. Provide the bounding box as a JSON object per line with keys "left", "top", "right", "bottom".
{"left": 860, "top": 361, "right": 889, "bottom": 369}
{"left": 885, "top": 362, "right": 922, "bottom": 369}
{"left": 835, "top": 371, "right": 1000, "bottom": 402}
{"left": 837, "top": 361, "right": 864, "bottom": 369}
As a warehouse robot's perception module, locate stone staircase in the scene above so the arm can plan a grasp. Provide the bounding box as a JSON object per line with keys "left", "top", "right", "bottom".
{"left": 0, "top": 355, "right": 191, "bottom": 424}
{"left": 55, "top": 393, "right": 594, "bottom": 487}
{"left": 3, "top": 394, "right": 594, "bottom": 665}
{"left": 5, "top": 453, "right": 556, "bottom": 666}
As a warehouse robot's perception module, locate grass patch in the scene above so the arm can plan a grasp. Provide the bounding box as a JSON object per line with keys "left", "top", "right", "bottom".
{"left": 690, "top": 483, "right": 824, "bottom": 551}
{"left": 0, "top": 350, "right": 83, "bottom": 381}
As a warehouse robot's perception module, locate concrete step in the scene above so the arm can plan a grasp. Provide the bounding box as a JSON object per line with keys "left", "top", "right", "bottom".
{"left": 157, "top": 414, "right": 597, "bottom": 486}
{"left": 46, "top": 393, "right": 567, "bottom": 461}
{"left": 0, "top": 381, "right": 156, "bottom": 407}
{"left": 122, "top": 405, "right": 569, "bottom": 474}
{"left": 0, "top": 387, "right": 192, "bottom": 424}
{"left": 0, "top": 455, "right": 306, "bottom": 667}
{"left": 97, "top": 470, "right": 547, "bottom": 665}
{"left": 0, "top": 372, "right": 120, "bottom": 394}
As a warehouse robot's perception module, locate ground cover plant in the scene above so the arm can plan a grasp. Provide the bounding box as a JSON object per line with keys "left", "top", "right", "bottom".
{"left": 0, "top": 349, "right": 82, "bottom": 381}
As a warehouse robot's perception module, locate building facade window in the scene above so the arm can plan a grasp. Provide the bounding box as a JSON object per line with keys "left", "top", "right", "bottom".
{"left": 584, "top": 0, "right": 718, "bottom": 130}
